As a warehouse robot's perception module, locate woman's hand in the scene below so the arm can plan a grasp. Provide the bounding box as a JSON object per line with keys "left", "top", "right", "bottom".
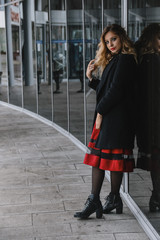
{"left": 86, "top": 59, "right": 95, "bottom": 81}
{"left": 95, "top": 113, "right": 103, "bottom": 129}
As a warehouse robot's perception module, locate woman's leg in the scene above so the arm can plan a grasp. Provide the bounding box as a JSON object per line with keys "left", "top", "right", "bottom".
{"left": 74, "top": 166, "right": 104, "bottom": 219}
{"left": 91, "top": 167, "right": 105, "bottom": 196}
{"left": 103, "top": 171, "right": 123, "bottom": 214}
{"left": 149, "top": 171, "right": 160, "bottom": 211}
{"left": 110, "top": 171, "right": 123, "bottom": 194}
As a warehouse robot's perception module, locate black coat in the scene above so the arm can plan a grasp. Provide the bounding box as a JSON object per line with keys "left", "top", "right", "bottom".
{"left": 136, "top": 53, "right": 160, "bottom": 152}
{"left": 89, "top": 53, "right": 137, "bottom": 149}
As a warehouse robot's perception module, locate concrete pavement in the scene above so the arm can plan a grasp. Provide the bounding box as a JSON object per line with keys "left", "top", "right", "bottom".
{"left": 0, "top": 104, "right": 149, "bottom": 240}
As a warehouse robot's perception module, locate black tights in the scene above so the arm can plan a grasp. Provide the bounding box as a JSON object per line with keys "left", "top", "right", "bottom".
{"left": 151, "top": 171, "right": 160, "bottom": 195}
{"left": 91, "top": 167, "right": 105, "bottom": 196}
{"left": 91, "top": 167, "right": 123, "bottom": 196}
{"left": 110, "top": 171, "right": 123, "bottom": 195}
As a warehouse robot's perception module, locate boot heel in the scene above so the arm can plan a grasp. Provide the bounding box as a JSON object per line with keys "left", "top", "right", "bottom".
{"left": 116, "top": 204, "right": 123, "bottom": 214}
{"left": 149, "top": 202, "right": 158, "bottom": 212}
{"left": 96, "top": 208, "right": 103, "bottom": 218}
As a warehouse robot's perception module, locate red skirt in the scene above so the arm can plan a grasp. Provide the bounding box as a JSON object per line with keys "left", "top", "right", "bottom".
{"left": 84, "top": 124, "right": 135, "bottom": 172}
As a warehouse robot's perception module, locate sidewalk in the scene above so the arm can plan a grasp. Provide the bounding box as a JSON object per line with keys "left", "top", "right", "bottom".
{"left": 0, "top": 104, "right": 149, "bottom": 240}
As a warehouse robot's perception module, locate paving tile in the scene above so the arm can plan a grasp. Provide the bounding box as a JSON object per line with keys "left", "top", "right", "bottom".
{"left": 0, "top": 202, "right": 64, "bottom": 215}
{"left": 31, "top": 191, "right": 88, "bottom": 203}
{"left": 0, "top": 193, "right": 30, "bottom": 205}
{"left": 115, "top": 233, "right": 149, "bottom": 240}
{"left": 71, "top": 219, "right": 143, "bottom": 235}
{"left": 36, "top": 234, "right": 115, "bottom": 240}
{"left": 47, "top": 162, "right": 76, "bottom": 170}
{"left": 0, "top": 185, "right": 58, "bottom": 195}
{"left": 53, "top": 168, "right": 91, "bottom": 176}
{"left": 26, "top": 166, "right": 54, "bottom": 177}
{"left": 58, "top": 183, "right": 91, "bottom": 193}
{"left": 0, "top": 226, "right": 34, "bottom": 239}
{"left": 0, "top": 214, "right": 32, "bottom": 228}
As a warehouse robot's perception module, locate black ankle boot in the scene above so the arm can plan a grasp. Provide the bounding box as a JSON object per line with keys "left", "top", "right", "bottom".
{"left": 103, "top": 192, "right": 123, "bottom": 214}
{"left": 149, "top": 191, "right": 160, "bottom": 212}
{"left": 74, "top": 194, "right": 103, "bottom": 219}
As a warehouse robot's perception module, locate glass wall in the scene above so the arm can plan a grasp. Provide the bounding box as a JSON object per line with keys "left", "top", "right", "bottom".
{"left": 128, "top": 0, "right": 160, "bottom": 235}
{"left": 0, "top": 4, "right": 8, "bottom": 102}
{"left": 84, "top": 1, "right": 102, "bottom": 144}
{"left": 0, "top": 0, "right": 160, "bottom": 238}
{"left": 104, "top": 0, "right": 121, "bottom": 26}
{"left": 35, "top": 0, "right": 52, "bottom": 120}
{"left": 22, "top": 0, "right": 37, "bottom": 113}
{"left": 51, "top": 0, "right": 68, "bottom": 129}
{"left": 67, "top": 0, "right": 84, "bottom": 142}
{"left": 5, "top": 2, "right": 23, "bottom": 107}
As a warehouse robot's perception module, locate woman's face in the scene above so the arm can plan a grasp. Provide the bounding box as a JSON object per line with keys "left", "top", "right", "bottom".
{"left": 104, "top": 31, "right": 122, "bottom": 54}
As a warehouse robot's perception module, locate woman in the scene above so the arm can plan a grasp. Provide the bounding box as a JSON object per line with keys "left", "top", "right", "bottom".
{"left": 135, "top": 23, "right": 160, "bottom": 212}
{"left": 74, "top": 24, "right": 137, "bottom": 219}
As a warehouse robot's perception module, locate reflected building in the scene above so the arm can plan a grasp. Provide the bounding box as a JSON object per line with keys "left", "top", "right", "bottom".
{"left": 0, "top": 0, "right": 160, "bottom": 239}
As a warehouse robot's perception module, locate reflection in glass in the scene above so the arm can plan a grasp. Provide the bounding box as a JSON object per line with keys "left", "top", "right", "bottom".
{"left": 51, "top": 0, "right": 68, "bottom": 130}
{"left": 128, "top": 0, "right": 160, "bottom": 235}
{"left": 68, "top": 0, "right": 84, "bottom": 142}
{"left": 5, "top": 2, "right": 22, "bottom": 107}
{"left": 84, "top": 0, "right": 102, "bottom": 143}
{"left": 22, "top": 0, "right": 37, "bottom": 113}
{"left": 135, "top": 23, "right": 160, "bottom": 233}
{"left": 35, "top": 0, "right": 52, "bottom": 120}
{"left": 0, "top": 6, "right": 8, "bottom": 102}
{"left": 104, "top": 0, "right": 121, "bottom": 26}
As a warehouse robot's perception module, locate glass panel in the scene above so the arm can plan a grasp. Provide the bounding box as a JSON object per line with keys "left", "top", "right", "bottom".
{"left": 128, "top": 0, "right": 160, "bottom": 235}
{"left": 103, "top": 0, "right": 121, "bottom": 26}
{"left": 68, "top": 0, "right": 84, "bottom": 142}
{"left": 84, "top": 0, "right": 121, "bottom": 144}
{"left": 22, "top": 0, "right": 37, "bottom": 113}
{"left": 35, "top": 0, "right": 52, "bottom": 120}
{"left": 0, "top": 0, "right": 4, "bottom": 5}
{"left": 5, "top": 2, "right": 22, "bottom": 107}
{"left": 51, "top": 0, "right": 68, "bottom": 130}
{"left": 84, "top": 0, "right": 102, "bottom": 144}
{"left": 0, "top": 5, "right": 8, "bottom": 102}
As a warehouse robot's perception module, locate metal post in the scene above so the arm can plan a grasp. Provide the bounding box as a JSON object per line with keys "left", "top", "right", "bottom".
{"left": 82, "top": 0, "right": 87, "bottom": 145}
{"left": 36, "top": 0, "right": 42, "bottom": 11}
{"left": 43, "top": 24, "right": 47, "bottom": 82}
{"left": 121, "top": 0, "right": 129, "bottom": 193}
{"left": 65, "top": 0, "right": 70, "bottom": 133}
{"left": 48, "top": 0, "right": 53, "bottom": 122}
{"left": 121, "top": 0, "right": 128, "bottom": 30}
{"left": 23, "top": 0, "right": 34, "bottom": 86}
{"left": 5, "top": 0, "right": 15, "bottom": 87}
{"left": 102, "top": 0, "right": 104, "bottom": 32}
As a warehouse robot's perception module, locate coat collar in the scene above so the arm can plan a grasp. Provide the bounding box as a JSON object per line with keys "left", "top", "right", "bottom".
{"left": 96, "top": 55, "right": 119, "bottom": 96}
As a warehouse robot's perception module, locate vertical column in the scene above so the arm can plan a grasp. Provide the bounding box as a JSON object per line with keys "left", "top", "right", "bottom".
{"left": 121, "top": 0, "right": 129, "bottom": 193}
{"left": 43, "top": 24, "right": 47, "bottom": 82}
{"left": 65, "top": 0, "right": 70, "bottom": 132}
{"left": 5, "top": 0, "right": 15, "bottom": 86}
{"left": 23, "top": 0, "right": 34, "bottom": 86}
{"left": 102, "top": 0, "right": 104, "bottom": 32}
{"left": 48, "top": 0, "right": 53, "bottom": 121}
{"left": 82, "top": 0, "right": 87, "bottom": 145}
{"left": 35, "top": 0, "right": 42, "bottom": 11}
{"left": 121, "top": 0, "right": 128, "bottom": 30}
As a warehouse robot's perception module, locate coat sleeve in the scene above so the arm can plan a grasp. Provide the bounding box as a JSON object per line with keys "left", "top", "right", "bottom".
{"left": 88, "top": 78, "right": 100, "bottom": 90}
{"left": 96, "top": 54, "right": 136, "bottom": 115}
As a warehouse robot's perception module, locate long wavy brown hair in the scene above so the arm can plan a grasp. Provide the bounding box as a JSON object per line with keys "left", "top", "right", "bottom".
{"left": 93, "top": 24, "right": 136, "bottom": 76}
{"left": 135, "top": 23, "right": 160, "bottom": 58}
